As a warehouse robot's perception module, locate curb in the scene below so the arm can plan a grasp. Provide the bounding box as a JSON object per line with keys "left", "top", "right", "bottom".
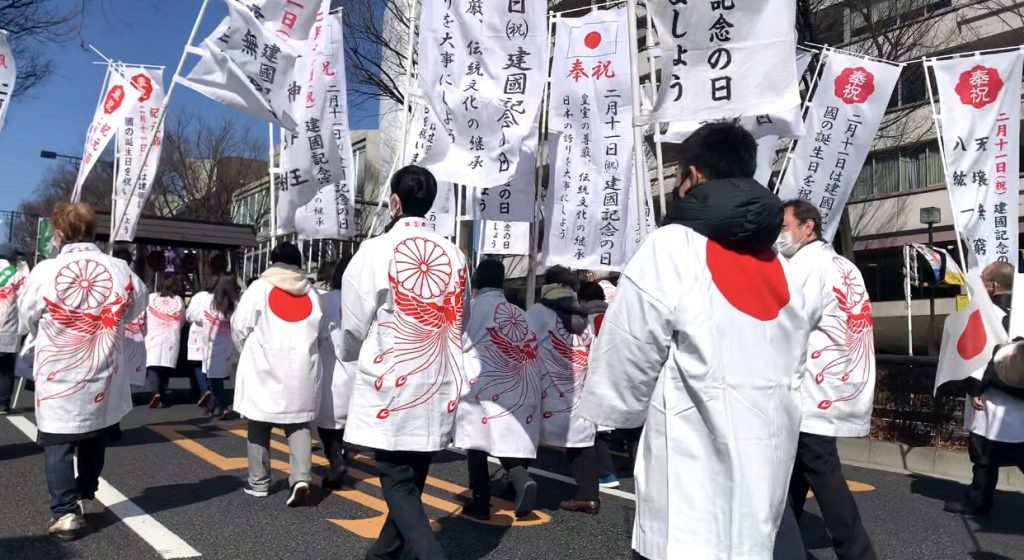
{"left": 838, "top": 438, "right": 1024, "bottom": 493}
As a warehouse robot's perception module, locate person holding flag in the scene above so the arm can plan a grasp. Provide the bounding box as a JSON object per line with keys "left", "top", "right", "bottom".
{"left": 578, "top": 123, "right": 811, "bottom": 560}
{"left": 776, "top": 199, "right": 878, "bottom": 559}
{"left": 0, "top": 243, "right": 29, "bottom": 414}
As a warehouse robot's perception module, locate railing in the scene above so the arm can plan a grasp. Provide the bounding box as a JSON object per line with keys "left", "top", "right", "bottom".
{"left": 872, "top": 354, "right": 969, "bottom": 450}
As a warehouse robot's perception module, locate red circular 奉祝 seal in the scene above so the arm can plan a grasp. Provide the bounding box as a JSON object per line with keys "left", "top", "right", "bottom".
{"left": 833, "top": 67, "right": 876, "bottom": 105}
{"left": 954, "top": 65, "right": 1003, "bottom": 109}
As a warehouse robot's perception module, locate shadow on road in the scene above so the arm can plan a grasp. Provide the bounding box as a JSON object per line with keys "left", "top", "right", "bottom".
{"left": 0, "top": 439, "right": 41, "bottom": 462}
{"left": 129, "top": 474, "right": 244, "bottom": 515}
{"left": 908, "top": 475, "right": 1024, "bottom": 537}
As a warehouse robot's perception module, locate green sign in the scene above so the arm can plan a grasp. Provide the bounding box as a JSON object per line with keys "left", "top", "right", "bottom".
{"left": 36, "top": 218, "right": 53, "bottom": 262}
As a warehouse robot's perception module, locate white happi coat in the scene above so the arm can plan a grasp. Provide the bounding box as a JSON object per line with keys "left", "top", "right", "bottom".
{"left": 316, "top": 288, "right": 355, "bottom": 429}
{"left": 579, "top": 225, "right": 810, "bottom": 560}
{"left": 233, "top": 273, "right": 323, "bottom": 425}
{"left": 185, "top": 292, "right": 211, "bottom": 363}
{"left": 146, "top": 294, "right": 185, "bottom": 368}
{"left": 454, "top": 289, "right": 543, "bottom": 459}
{"left": 0, "top": 259, "right": 30, "bottom": 353}
{"left": 187, "top": 292, "right": 236, "bottom": 379}
{"left": 124, "top": 274, "right": 149, "bottom": 386}
{"left": 341, "top": 217, "right": 470, "bottom": 452}
{"left": 789, "top": 241, "right": 876, "bottom": 437}
{"left": 19, "top": 243, "right": 148, "bottom": 435}
{"left": 528, "top": 303, "right": 596, "bottom": 449}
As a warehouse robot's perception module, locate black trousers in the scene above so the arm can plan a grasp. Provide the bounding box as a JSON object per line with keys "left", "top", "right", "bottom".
{"left": 466, "top": 450, "right": 531, "bottom": 504}
{"left": 964, "top": 432, "right": 1024, "bottom": 514}
{"left": 789, "top": 432, "right": 876, "bottom": 560}
{"left": 595, "top": 432, "right": 615, "bottom": 477}
{"left": 367, "top": 449, "right": 446, "bottom": 560}
{"left": 565, "top": 446, "right": 600, "bottom": 502}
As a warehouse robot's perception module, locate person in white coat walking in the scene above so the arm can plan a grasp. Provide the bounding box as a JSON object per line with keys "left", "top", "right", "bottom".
{"left": 579, "top": 123, "right": 811, "bottom": 560}
{"left": 0, "top": 243, "right": 29, "bottom": 414}
{"left": 776, "top": 199, "right": 878, "bottom": 559}
{"left": 113, "top": 248, "right": 149, "bottom": 389}
{"left": 19, "top": 202, "right": 147, "bottom": 541}
{"left": 145, "top": 275, "right": 185, "bottom": 408}
{"left": 233, "top": 242, "right": 323, "bottom": 507}
{"left": 454, "top": 259, "right": 541, "bottom": 520}
{"left": 341, "top": 165, "right": 469, "bottom": 560}
{"left": 188, "top": 276, "right": 239, "bottom": 419}
{"left": 316, "top": 258, "right": 355, "bottom": 490}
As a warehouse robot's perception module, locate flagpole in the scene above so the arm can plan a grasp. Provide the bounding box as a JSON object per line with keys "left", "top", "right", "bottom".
{"left": 268, "top": 123, "right": 279, "bottom": 250}
{"left": 109, "top": 61, "right": 121, "bottom": 254}
{"left": 775, "top": 46, "right": 827, "bottom": 194}
{"left": 642, "top": 6, "right": 667, "bottom": 217}
{"left": 626, "top": 0, "right": 648, "bottom": 238}
{"left": 527, "top": 12, "right": 557, "bottom": 308}
{"left": 108, "top": 0, "right": 210, "bottom": 239}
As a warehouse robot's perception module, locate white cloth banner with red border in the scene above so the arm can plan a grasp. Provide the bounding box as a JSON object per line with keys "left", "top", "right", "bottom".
{"left": 113, "top": 67, "right": 165, "bottom": 242}
{"left": 0, "top": 31, "right": 15, "bottom": 134}
{"left": 927, "top": 49, "right": 1024, "bottom": 272}
{"left": 644, "top": 0, "right": 800, "bottom": 125}
{"left": 72, "top": 69, "right": 141, "bottom": 202}
{"left": 777, "top": 50, "right": 902, "bottom": 242}
{"left": 935, "top": 275, "right": 1007, "bottom": 394}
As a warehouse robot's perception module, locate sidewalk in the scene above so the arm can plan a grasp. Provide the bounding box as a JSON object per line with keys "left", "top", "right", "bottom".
{"left": 839, "top": 438, "right": 1024, "bottom": 492}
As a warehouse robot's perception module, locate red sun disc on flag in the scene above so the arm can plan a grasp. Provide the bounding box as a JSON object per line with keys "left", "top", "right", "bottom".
{"left": 706, "top": 241, "right": 790, "bottom": 322}
{"left": 584, "top": 31, "right": 602, "bottom": 50}
{"left": 954, "top": 65, "right": 1003, "bottom": 109}
{"left": 268, "top": 287, "right": 313, "bottom": 322}
{"left": 103, "top": 85, "right": 125, "bottom": 114}
{"left": 956, "top": 309, "right": 987, "bottom": 360}
{"left": 833, "top": 67, "right": 876, "bottom": 105}
{"left": 131, "top": 73, "right": 153, "bottom": 102}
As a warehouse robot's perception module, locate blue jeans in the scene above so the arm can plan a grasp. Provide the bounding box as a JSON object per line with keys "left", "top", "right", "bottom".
{"left": 193, "top": 367, "right": 211, "bottom": 394}
{"left": 44, "top": 434, "right": 106, "bottom": 517}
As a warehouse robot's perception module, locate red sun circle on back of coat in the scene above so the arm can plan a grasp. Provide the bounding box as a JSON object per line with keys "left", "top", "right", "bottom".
{"left": 706, "top": 241, "right": 790, "bottom": 322}
{"left": 268, "top": 287, "right": 313, "bottom": 322}
{"left": 584, "top": 31, "right": 602, "bottom": 50}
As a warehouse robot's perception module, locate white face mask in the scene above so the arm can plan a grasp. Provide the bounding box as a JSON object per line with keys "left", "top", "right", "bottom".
{"left": 775, "top": 231, "right": 801, "bottom": 258}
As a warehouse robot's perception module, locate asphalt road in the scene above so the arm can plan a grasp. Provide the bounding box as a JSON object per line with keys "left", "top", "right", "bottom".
{"left": 1, "top": 380, "right": 1022, "bottom": 560}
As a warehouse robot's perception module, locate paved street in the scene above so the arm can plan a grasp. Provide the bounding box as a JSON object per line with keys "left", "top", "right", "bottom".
{"left": 1, "top": 380, "right": 1022, "bottom": 560}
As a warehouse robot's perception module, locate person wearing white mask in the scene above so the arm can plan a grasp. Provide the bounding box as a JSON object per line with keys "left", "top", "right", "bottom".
{"left": 777, "top": 199, "right": 877, "bottom": 560}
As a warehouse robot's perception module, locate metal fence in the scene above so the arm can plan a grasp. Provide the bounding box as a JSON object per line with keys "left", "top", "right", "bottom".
{"left": 872, "top": 354, "right": 969, "bottom": 450}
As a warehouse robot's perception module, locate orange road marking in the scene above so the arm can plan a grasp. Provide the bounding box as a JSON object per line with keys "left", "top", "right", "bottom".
{"left": 807, "top": 480, "right": 876, "bottom": 499}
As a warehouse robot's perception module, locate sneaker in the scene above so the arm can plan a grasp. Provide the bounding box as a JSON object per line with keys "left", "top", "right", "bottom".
{"left": 598, "top": 474, "right": 620, "bottom": 489}
{"left": 79, "top": 498, "right": 103, "bottom": 515}
{"left": 48, "top": 513, "right": 85, "bottom": 541}
{"left": 244, "top": 486, "right": 269, "bottom": 498}
{"left": 196, "top": 391, "right": 212, "bottom": 408}
{"left": 148, "top": 394, "right": 162, "bottom": 409}
{"left": 287, "top": 481, "right": 310, "bottom": 507}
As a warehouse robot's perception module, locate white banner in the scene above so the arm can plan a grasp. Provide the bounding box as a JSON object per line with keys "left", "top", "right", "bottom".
{"left": 0, "top": 32, "right": 15, "bottom": 134}
{"left": 646, "top": 0, "right": 800, "bottom": 124}
{"left": 542, "top": 9, "right": 635, "bottom": 272}
{"left": 777, "top": 51, "right": 902, "bottom": 242}
{"left": 415, "top": 0, "right": 547, "bottom": 188}
{"left": 113, "top": 67, "right": 165, "bottom": 242}
{"left": 481, "top": 220, "right": 530, "bottom": 255}
{"left": 72, "top": 69, "right": 141, "bottom": 202}
{"left": 427, "top": 182, "right": 457, "bottom": 238}
{"left": 248, "top": 0, "right": 319, "bottom": 39}
{"left": 278, "top": 8, "right": 354, "bottom": 238}
{"left": 178, "top": 0, "right": 303, "bottom": 131}
{"left": 929, "top": 50, "right": 1024, "bottom": 271}
{"left": 468, "top": 123, "right": 538, "bottom": 223}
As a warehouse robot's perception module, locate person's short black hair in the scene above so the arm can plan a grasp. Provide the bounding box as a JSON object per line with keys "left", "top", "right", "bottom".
{"left": 578, "top": 282, "right": 605, "bottom": 303}
{"left": 271, "top": 242, "right": 303, "bottom": 268}
{"left": 113, "top": 248, "right": 133, "bottom": 265}
{"left": 673, "top": 122, "right": 757, "bottom": 181}
{"left": 391, "top": 165, "right": 438, "bottom": 218}
{"left": 544, "top": 265, "right": 576, "bottom": 289}
{"left": 782, "top": 199, "right": 824, "bottom": 239}
{"left": 475, "top": 259, "right": 505, "bottom": 290}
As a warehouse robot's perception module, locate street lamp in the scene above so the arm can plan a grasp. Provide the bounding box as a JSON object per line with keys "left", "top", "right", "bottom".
{"left": 40, "top": 150, "right": 82, "bottom": 164}
{"left": 921, "top": 207, "right": 941, "bottom": 356}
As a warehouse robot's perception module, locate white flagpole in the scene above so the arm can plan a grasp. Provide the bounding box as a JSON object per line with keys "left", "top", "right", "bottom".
{"left": 268, "top": 123, "right": 278, "bottom": 250}
{"left": 108, "top": 0, "right": 210, "bottom": 239}
{"left": 775, "top": 46, "right": 827, "bottom": 194}
{"left": 527, "top": 12, "right": 557, "bottom": 308}
{"left": 643, "top": 6, "right": 666, "bottom": 217}
{"left": 626, "top": 0, "right": 648, "bottom": 238}
{"left": 109, "top": 62, "right": 120, "bottom": 254}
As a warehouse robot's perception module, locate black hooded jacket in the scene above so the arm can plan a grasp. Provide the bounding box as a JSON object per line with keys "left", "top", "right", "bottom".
{"left": 661, "top": 177, "right": 783, "bottom": 254}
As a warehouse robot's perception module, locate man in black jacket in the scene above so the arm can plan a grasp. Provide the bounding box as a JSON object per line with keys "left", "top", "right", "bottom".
{"left": 945, "top": 261, "right": 1024, "bottom": 517}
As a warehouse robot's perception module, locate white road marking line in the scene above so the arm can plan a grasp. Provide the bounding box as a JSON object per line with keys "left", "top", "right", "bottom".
{"left": 6, "top": 415, "right": 202, "bottom": 559}
{"left": 447, "top": 447, "right": 638, "bottom": 502}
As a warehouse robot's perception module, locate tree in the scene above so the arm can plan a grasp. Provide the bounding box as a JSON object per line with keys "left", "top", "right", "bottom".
{"left": 342, "top": 0, "right": 412, "bottom": 108}
{"left": 0, "top": 0, "right": 82, "bottom": 96}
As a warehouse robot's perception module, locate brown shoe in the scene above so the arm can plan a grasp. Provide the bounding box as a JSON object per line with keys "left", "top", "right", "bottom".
{"left": 559, "top": 499, "right": 600, "bottom": 515}
{"left": 148, "top": 394, "right": 162, "bottom": 409}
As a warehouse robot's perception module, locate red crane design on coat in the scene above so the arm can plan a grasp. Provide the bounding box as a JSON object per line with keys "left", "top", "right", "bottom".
{"left": 470, "top": 302, "right": 542, "bottom": 425}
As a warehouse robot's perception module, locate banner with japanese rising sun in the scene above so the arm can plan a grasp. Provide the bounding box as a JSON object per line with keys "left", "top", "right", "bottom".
{"left": 113, "top": 67, "right": 165, "bottom": 242}
{"left": 935, "top": 275, "right": 1007, "bottom": 394}
{"left": 542, "top": 8, "right": 636, "bottom": 272}
{"left": 777, "top": 50, "right": 902, "bottom": 242}
{"left": 645, "top": 0, "right": 800, "bottom": 125}
{"left": 415, "top": 0, "right": 547, "bottom": 188}
{"left": 0, "top": 31, "right": 15, "bottom": 134}
{"left": 72, "top": 69, "right": 141, "bottom": 202}
{"left": 927, "top": 49, "right": 1024, "bottom": 272}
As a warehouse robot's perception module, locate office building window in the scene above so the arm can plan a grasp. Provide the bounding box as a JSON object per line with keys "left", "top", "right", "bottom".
{"left": 852, "top": 141, "right": 945, "bottom": 198}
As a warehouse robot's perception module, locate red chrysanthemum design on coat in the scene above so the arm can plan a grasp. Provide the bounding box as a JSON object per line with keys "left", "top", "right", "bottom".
{"left": 55, "top": 260, "right": 113, "bottom": 309}
{"left": 495, "top": 302, "right": 529, "bottom": 343}
{"left": 374, "top": 238, "right": 466, "bottom": 420}
{"left": 394, "top": 237, "right": 453, "bottom": 299}
{"left": 148, "top": 296, "right": 182, "bottom": 324}
{"left": 470, "top": 303, "right": 542, "bottom": 425}
{"left": 811, "top": 257, "right": 875, "bottom": 410}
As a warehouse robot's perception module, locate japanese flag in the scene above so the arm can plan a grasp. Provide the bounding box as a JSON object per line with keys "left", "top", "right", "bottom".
{"left": 566, "top": 20, "right": 621, "bottom": 58}
{"left": 934, "top": 275, "right": 1007, "bottom": 394}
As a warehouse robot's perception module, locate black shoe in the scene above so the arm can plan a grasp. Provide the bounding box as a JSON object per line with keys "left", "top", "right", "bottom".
{"left": 462, "top": 500, "right": 491, "bottom": 521}
{"left": 514, "top": 479, "right": 538, "bottom": 517}
{"left": 323, "top": 457, "right": 347, "bottom": 489}
{"left": 943, "top": 500, "right": 990, "bottom": 518}
{"left": 287, "top": 482, "right": 310, "bottom": 507}
{"left": 0, "top": 405, "right": 10, "bottom": 415}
